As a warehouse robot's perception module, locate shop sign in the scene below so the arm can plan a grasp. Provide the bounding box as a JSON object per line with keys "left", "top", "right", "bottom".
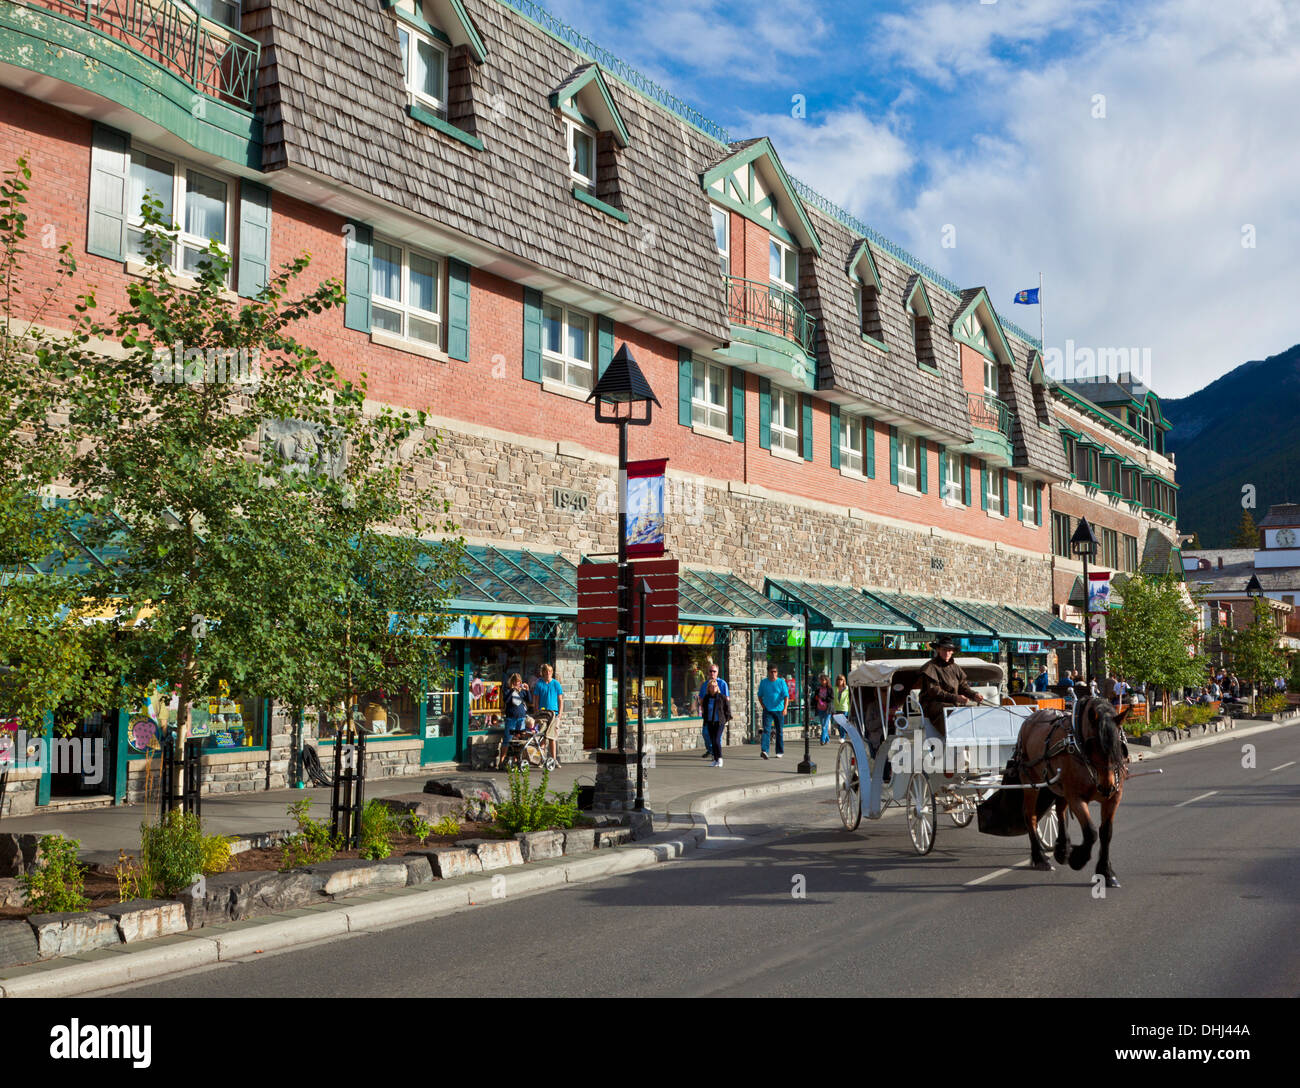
{"left": 959, "top": 638, "right": 1000, "bottom": 653}
{"left": 1015, "top": 641, "right": 1049, "bottom": 654}
{"left": 642, "top": 624, "right": 715, "bottom": 646}
{"left": 851, "top": 633, "right": 884, "bottom": 647}
{"left": 445, "top": 614, "right": 531, "bottom": 640}
{"left": 772, "top": 628, "right": 849, "bottom": 649}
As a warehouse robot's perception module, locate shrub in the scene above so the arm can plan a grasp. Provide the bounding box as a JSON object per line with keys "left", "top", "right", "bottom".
{"left": 359, "top": 800, "right": 400, "bottom": 860}
{"left": 200, "top": 834, "right": 233, "bottom": 876}
{"left": 140, "top": 812, "right": 205, "bottom": 897}
{"left": 1168, "top": 704, "right": 1217, "bottom": 729}
{"left": 431, "top": 814, "right": 461, "bottom": 838}
{"left": 495, "top": 767, "right": 582, "bottom": 835}
{"left": 404, "top": 814, "right": 432, "bottom": 844}
{"left": 1256, "top": 692, "right": 1289, "bottom": 714}
{"left": 20, "top": 834, "right": 88, "bottom": 913}
{"left": 280, "top": 798, "right": 336, "bottom": 869}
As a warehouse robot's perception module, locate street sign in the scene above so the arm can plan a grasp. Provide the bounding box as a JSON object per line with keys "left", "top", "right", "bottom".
{"left": 630, "top": 559, "right": 679, "bottom": 637}
{"left": 576, "top": 559, "right": 679, "bottom": 638}
{"left": 577, "top": 562, "right": 619, "bottom": 639}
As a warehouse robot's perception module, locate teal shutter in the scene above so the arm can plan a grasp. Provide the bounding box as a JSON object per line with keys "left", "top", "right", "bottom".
{"left": 522, "top": 287, "right": 543, "bottom": 382}
{"left": 597, "top": 315, "right": 614, "bottom": 378}
{"left": 962, "top": 455, "right": 971, "bottom": 506}
{"left": 865, "top": 418, "right": 875, "bottom": 478}
{"left": 801, "top": 395, "right": 813, "bottom": 461}
{"left": 938, "top": 445, "right": 946, "bottom": 499}
{"left": 678, "top": 348, "right": 693, "bottom": 427}
{"left": 343, "top": 221, "right": 372, "bottom": 332}
{"left": 730, "top": 367, "right": 745, "bottom": 442}
{"left": 88, "top": 123, "right": 131, "bottom": 260}
{"left": 759, "top": 378, "right": 771, "bottom": 450}
{"left": 918, "top": 439, "right": 928, "bottom": 494}
{"left": 889, "top": 427, "right": 898, "bottom": 486}
{"left": 1016, "top": 474, "right": 1024, "bottom": 522}
{"left": 829, "top": 405, "right": 840, "bottom": 469}
{"left": 447, "top": 258, "right": 471, "bottom": 361}
{"left": 1034, "top": 483, "right": 1043, "bottom": 526}
{"left": 980, "top": 461, "right": 989, "bottom": 511}
{"left": 236, "top": 181, "right": 272, "bottom": 298}
{"left": 1000, "top": 470, "right": 1010, "bottom": 516}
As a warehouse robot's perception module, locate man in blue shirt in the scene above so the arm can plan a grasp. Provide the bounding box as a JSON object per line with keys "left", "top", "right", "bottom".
{"left": 698, "top": 662, "right": 729, "bottom": 757}
{"left": 1032, "top": 667, "right": 1050, "bottom": 693}
{"left": 531, "top": 663, "right": 565, "bottom": 768}
{"left": 756, "top": 663, "right": 788, "bottom": 759}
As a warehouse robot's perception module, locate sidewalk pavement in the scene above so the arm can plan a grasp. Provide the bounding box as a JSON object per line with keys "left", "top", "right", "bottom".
{"left": 0, "top": 741, "right": 839, "bottom": 856}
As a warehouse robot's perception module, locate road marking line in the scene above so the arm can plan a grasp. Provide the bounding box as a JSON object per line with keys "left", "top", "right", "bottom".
{"left": 966, "top": 860, "right": 1030, "bottom": 886}
{"left": 1269, "top": 761, "right": 1296, "bottom": 772}
{"left": 1174, "top": 790, "right": 1219, "bottom": 808}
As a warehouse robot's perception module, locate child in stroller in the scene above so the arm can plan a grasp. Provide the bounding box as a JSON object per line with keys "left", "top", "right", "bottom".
{"left": 501, "top": 708, "right": 559, "bottom": 772}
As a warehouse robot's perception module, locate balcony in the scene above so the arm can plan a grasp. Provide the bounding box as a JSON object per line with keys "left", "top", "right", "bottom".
{"left": 725, "top": 275, "right": 816, "bottom": 358}
{"left": 26, "top": 0, "right": 260, "bottom": 110}
{"left": 968, "top": 392, "right": 1014, "bottom": 440}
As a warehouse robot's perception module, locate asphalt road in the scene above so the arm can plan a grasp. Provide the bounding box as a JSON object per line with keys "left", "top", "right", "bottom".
{"left": 108, "top": 728, "right": 1300, "bottom": 998}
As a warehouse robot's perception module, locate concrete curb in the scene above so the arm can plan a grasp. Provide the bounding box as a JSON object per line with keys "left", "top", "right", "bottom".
{"left": 1131, "top": 714, "right": 1299, "bottom": 761}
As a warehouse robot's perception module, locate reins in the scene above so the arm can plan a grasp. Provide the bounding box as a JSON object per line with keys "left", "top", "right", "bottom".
{"left": 1018, "top": 699, "right": 1127, "bottom": 796}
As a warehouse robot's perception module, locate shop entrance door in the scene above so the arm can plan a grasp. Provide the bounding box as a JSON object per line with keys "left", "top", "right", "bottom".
{"left": 46, "top": 709, "right": 116, "bottom": 802}
{"left": 583, "top": 644, "right": 603, "bottom": 750}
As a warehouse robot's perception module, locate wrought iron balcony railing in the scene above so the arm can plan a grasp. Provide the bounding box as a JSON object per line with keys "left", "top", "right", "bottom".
{"left": 968, "top": 392, "right": 1014, "bottom": 440}
{"left": 725, "top": 275, "right": 816, "bottom": 358}
{"left": 31, "top": 0, "right": 261, "bottom": 111}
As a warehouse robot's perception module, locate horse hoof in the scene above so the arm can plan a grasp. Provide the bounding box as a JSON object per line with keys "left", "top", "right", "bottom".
{"left": 1053, "top": 844, "right": 1069, "bottom": 865}
{"left": 1105, "top": 875, "right": 1121, "bottom": 889}
{"left": 1068, "top": 847, "right": 1089, "bottom": 871}
{"left": 1030, "top": 859, "right": 1055, "bottom": 872}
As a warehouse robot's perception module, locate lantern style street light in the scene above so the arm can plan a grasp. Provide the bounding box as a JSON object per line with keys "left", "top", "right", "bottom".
{"left": 587, "top": 345, "right": 659, "bottom": 753}
{"left": 1071, "top": 517, "right": 1101, "bottom": 687}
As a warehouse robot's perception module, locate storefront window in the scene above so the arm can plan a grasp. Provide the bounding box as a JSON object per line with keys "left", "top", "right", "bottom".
{"left": 424, "top": 688, "right": 456, "bottom": 740}
{"left": 316, "top": 689, "right": 419, "bottom": 741}
{"left": 614, "top": 644, "right": 722, "bottom": 723}
{"left": 468, "top": 639, "right": 551, "bottom": 732}
{"left": 189, "top": 694, "right": 266, "bottom": 750}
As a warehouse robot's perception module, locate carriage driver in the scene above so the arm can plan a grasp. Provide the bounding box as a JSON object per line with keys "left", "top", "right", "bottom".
{"left": 917, "top": 636, "right": 984, "bottom": 737}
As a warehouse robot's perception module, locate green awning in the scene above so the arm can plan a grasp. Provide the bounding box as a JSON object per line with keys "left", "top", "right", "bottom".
{"left": 680, "top": 569, "right": 795, "bottom": 629}
{"left": 946, "top": 599, "right": 1049, "bottom": 640}
{"left": 765, "top": 578, "right": 918, "bottom": 634}
{"left": 425, "top": 545, "right": 579, "bottom": 616}
{"left": 862, "top": 589, "right": 997, "bottom": 638}
{"left": 1006, "top": 605, "right": 1085, "bottom": 643}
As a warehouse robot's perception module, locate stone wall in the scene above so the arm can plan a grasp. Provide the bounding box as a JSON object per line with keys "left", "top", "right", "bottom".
{"left": 0, "top": 772, "right": 38, "bottom": 818}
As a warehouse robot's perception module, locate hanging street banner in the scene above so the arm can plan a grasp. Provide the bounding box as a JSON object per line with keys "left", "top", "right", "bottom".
{"left": 1088, "top": 612, "right": 1107, "bottom": 639}
{"left": 1087, "top": 570, "right": 1112, "bottom": 614}
{"left": 625, "top": 458, "right": 668, "bottom": 558}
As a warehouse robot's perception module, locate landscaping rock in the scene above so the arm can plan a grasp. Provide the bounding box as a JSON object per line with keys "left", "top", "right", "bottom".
{"left": 371, "top": 793, "right": 463, "bottom": 820}
{"left": 562, "top": 827, "right": 596, "bottom": 855}
{"left": 408, "top": 847, "right": 481, "bottom": 879}
{"left": 425, "top": 776, "right": 503, "bottom": 804}
{"left": 0, "top": 876, "right": 26, "bottom": 908}
{"left": 596, "top": 827, "right": 634, "bottom": 849}
{"left": 515, "top": 830, "right": 564, "bottom": 862}
{"left": 181, "top": 870, "right": 320, "bottom": 928}
{"left": 0, "top": 833, "right": 42, "bottom": 878}
{"left": 304, "top": 859, "right": 407, "bottom": 897}
{"left": 27, "top": 911, "right": 120, "bottom": 959}
{"left": 403, "top": 855, "right": 433, "bottom": 886}
{"left": 100, "top": 899, "right": 188, "bottom": 944}
{"left": 456, "top": 838, "right": 523, "bottom": 870}
{"left": 0, "top": 918, "right": 39, "bottom": 968}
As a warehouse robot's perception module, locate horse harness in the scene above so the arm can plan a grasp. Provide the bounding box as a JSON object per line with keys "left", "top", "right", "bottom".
{"left": 1016, "top": 702, "right": 1127, "bottom": 797}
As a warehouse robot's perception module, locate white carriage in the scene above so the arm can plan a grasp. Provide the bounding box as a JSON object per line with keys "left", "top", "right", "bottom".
{"left": 834, "top": 658, "right": 1061, "bottom": 854}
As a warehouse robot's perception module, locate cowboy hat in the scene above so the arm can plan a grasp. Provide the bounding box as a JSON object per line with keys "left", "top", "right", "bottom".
{"left": 930, "top": 635, "right": 958, "bottom": 650}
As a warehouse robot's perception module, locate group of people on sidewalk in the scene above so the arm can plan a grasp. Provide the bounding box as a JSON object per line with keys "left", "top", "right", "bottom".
{"left": 495, "top": 663, "right": 565, "bottom": 770}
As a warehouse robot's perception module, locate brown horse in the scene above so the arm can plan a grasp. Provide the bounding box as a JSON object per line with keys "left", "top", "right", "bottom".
{"left": 1015, "top": 697, "right": 1130, "bottom": 887}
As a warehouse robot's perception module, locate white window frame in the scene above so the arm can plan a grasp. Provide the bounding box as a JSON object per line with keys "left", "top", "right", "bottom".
{"left": 126, "top": 145, "right": 232, "bottom": 284}
{"left": 896, "top": 432, "right": 918, "bottom": 491}
{"left": 839, "top": 414, "right": 863, "bottom": 474}
{"left": 986, "top": 466, "right": 1003, "bottom": 511}
{"left": 1020, "top": 478, "right": 1036, "bottom": 522}
{"left": 769, "top": 237, "right": 798, "bottom": 291}
{"left": 370, "top": 237, "right": 444, "bottom": 347}
{"left": 942, "top": 452, "right": 962, "bottom": 503}
{"left": 692, "top": 360, "right": 728, "bottom": 433}
{"left": 771, "top": 388, "right": 800, "bottom": 455}
{"left": 984, "top": 356, "right": 999, "bottom": 398}
{"left": 853, "top": 282, "right": 863, "bottom": 332}
{"left": 565, "top": 118, "right": 598, "bottom": 193}
{"left": 542, "top": 302, "right": 594, "bottom": 391}
{"left": 398, "top": 25, "right": 449, "bottom": 115}
{"left": 711, "top": 205, "right": 729, "bottom": 278}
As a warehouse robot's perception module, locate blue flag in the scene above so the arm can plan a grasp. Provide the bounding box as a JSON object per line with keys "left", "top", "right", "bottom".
{"left": 1014, "top": 288, "right": 1039, "bottom": 305}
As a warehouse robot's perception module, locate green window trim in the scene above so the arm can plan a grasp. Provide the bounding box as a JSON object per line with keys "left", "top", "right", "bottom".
{"left": 522, "top": 287, "right": 543, "bottom": 382}
{"left": 87, "top": 122, "right": 131, "bottom": 261}
{"left": 980, "top": 460, "right": 989, "bottom": 512}
{"left": 1015, "top": 474, "right": 1024, "bottom": 522}
{"left": 962, "top": 454, "right": 972, "bottom": 506}
{"left": 236, "top": 180, "right": 271, "bottom": 299}
{"left": 571, "top": 185, "right": 629, "bottom": 223}
{"left": 917, "top": 438, "right": 928, "bottom": 494}
{"left": 758, "top": 377, "right": 772, "bottom": 450}
{"left": 343, "top": 221, "right": 373, "bottom": 332}
{"left": 889, "top": 426, "right": 898, "bottom": 486}
{"left": 730, "top": 366, "right": 746, "bottom": 442}
{"left": 1000, "top": 470, "right": 1010, "bottom": 517}
{"left": 862, "top": 332, "right": 889, "bottom": 353}
{"left": 446, "top": 258, "right": 471, "bottom": 362}
{"left": 801, "top": 395, "right": 813, "bottom": 461}
{"left": 408, "top": 104, "right": 485, "bottom": 151}
{"left": 597, "top": 315, "right": 615, "bottom": 378}
{"left": 1034, "top": 483, "right": 1042, "bottom": 526}
{"left": 677, "top": 347, "right": 693, "bottom": 427}
{"left": 829, "top": 403, "right": 841, "bottom": 469}
{"left": 865, "top": 418, "right": 875, "bottom": 478}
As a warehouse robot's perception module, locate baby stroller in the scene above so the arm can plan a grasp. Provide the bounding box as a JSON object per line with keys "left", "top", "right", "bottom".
{"left": 502, "top": 709, "right": 558, "bottom": 771}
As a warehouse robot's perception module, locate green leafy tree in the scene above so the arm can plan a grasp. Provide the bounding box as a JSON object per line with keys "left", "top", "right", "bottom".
{"left": 1230, "top": 509, "right": 1260, "bottom": 549}
{"left": 18, "top": 172, "right": 461, "bottom": 795}
{"left": 1216, "top": 598, "right": 1287, "bottom": 703}
{"left": 1105, "top": 572, "right": 1207, "bottom": 724}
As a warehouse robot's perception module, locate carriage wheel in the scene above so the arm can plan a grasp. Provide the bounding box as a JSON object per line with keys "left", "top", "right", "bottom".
{"left": 835, "top": 742, "right": 862, "bottom": 831}
{"left": 948, "top": 792, "right": 976, "bottom": 828}
{"left": 906, "top": 774, "right": 937, "bottom": 855}
{"left": 1036, "top": 802, "right": 1060, "bottom": 851}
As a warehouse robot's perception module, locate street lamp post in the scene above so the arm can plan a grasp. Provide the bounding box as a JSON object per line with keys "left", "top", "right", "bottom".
{"left": 1246, "top": 574, "right": 1264, "bottom": 712}
{"left": 794, "top": 605, "right": 816, "bottom": 776}
{"left": 1071, "top": 517, "right": 1100, "bottom": 687}
{"left": 586, "top": 345, "right": 659, "bottom": 756}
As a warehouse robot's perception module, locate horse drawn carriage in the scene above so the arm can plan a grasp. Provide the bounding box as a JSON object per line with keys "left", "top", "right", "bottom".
{"left": 834, "top": 658, "right": 1061, "bottom": 855}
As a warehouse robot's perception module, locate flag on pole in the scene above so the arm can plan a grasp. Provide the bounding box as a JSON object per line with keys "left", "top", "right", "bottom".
{"left": 1014, "top": 287, "right": 1040, "bottom": 305}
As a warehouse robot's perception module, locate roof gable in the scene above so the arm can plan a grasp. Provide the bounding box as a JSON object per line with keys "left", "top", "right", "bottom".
{"left": 950, "top": 286, "right": 1015, "bottom": 367}
{"left": 846, "top": 238, "right": 883, "bottom": 294}
{"left": 903, "top": 275, "right": 935, "bottom": 321}
{"left": 391, "top": 0, "right": 488, "bottom": 63}
{"left": 549, "top": 63, "right": 630, "bottom": 147}
{"left": 701, "top": 138, "right": 822, "bottom": 253}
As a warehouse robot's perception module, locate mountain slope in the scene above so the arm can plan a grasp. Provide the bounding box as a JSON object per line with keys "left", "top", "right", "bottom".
{"left": 1163, "top": 343, "right": 1300, "bottom": 547}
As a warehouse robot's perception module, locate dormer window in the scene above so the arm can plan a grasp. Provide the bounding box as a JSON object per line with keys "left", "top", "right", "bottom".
{"left": 984, "top": 356, "right": 998, "bottom": 398}
{"left": 399, "top": 26, "right": 449, "bottom": 116}
{"left": 712, "top": 205, "right": 729, "bottom": 277}
{"left": 904, "top": 276, "right": 937, "bottom": 372}
{"left": 565, "top": 119, "right": 597, "bottom": 193}
{"left": 848, "top": 240, "right": 886, "bottom": 349}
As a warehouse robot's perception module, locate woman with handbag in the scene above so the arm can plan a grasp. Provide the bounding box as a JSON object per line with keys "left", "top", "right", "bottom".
{"left": 701, "top": 677, "right": 731, "bottom": 767}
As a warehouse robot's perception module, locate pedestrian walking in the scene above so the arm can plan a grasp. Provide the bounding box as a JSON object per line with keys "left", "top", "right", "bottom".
{"left": 833, "top": 673, "right": 851, "bottom": 740}
{"left": 813, "top": 673, "right": 834, "bottom": 745}
{"left": 757, "top": 663, "right": 788, "bottom": 759}
{"left": 698, "top": 661, "right": 729, "bottom": 757}
{"left": 701, "top": 677, "right": 731, "bottom": 767}
{"left": 498, "top": 673, "right": 532, "bottom": 770}
{"left": 531, "top": 662, "right": 564, "bottom": 768}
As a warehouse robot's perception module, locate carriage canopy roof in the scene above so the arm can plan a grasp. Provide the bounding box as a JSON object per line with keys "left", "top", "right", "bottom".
{"left": 848, "top": 657, "right": 1005, "bottom": 688}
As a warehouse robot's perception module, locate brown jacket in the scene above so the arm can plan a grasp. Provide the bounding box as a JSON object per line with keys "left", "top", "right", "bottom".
{"left": 918, "top": 656, "right": 978, "bottom": 731}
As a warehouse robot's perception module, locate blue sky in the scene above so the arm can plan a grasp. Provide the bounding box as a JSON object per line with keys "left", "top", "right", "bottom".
{"left": 531, "top": 0, "right": 1300, "bottom": 399}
